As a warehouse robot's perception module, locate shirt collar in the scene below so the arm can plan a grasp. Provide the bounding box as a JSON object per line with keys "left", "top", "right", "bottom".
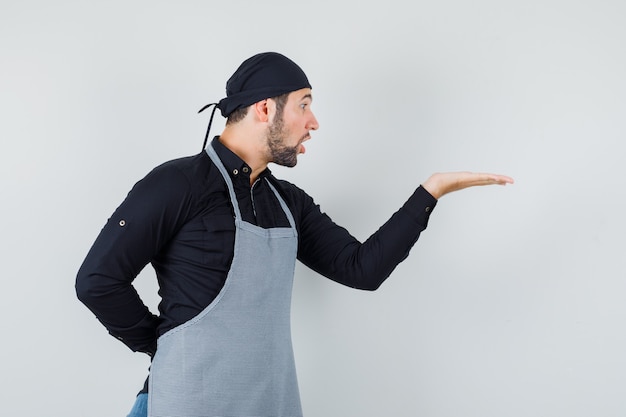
{"left": 210, "top": 136, "right": 271, "bottom": 181}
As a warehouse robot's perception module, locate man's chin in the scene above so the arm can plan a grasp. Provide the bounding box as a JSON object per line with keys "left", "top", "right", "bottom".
{"left": 276, "top": 159, "right": 298, "bottom": 168}
{"left": 271, "top": 149, "right": 300, "bottom": 168}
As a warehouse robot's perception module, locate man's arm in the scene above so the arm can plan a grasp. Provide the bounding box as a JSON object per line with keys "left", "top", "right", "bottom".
{"left": 75, "top": 164, "right": 193, "bottom": 355}
{"left": 295, "top": 184, "right": 437, "bottom": 290}
{"left": 294, "top": 172, "right": 512, "bottom": 290}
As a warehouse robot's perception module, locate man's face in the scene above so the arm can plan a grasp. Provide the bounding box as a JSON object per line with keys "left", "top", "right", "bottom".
{"left": 266, "top": 88, "right": 319, "bottom": 167}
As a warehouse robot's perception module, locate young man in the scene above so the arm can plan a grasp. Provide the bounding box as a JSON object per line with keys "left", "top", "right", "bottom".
{"left": 76, "top": 52, "right": 513, "bottom": 417}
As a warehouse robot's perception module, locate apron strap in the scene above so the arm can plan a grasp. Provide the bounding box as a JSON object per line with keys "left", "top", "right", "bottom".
{"left": 266, "top": 180, "right": 297, "bottom": 231}
{"left": 206, "top": 142, "right": 242, "bottom": 220}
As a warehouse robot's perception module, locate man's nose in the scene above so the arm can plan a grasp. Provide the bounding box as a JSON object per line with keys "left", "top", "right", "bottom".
{"left": 307, "top": 113, "right": 319, "bottom": 131}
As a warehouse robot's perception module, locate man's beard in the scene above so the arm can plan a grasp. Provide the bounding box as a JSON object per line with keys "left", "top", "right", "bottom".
{"left": 267, "top": 116, "right": 300, "bottom": 167}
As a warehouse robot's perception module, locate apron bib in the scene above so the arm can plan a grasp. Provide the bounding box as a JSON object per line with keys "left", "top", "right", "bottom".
{"left": 148, "top": 143, "right": 302, "bottom": 417}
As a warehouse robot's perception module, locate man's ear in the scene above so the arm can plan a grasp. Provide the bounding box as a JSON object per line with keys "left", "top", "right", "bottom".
{"left": 252, "top": 99, "right": 272, "bottom": 123}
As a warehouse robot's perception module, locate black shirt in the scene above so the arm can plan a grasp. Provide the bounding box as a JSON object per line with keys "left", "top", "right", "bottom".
{"left": 76, "top": 137, "right": 437, "bottom": 356}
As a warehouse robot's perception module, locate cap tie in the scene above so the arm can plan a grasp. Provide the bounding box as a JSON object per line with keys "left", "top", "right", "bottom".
{"left": 198, "top": 103, "right": 219, "bottom": 151}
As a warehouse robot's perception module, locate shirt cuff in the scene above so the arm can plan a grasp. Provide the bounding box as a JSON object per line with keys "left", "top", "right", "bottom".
{"left": 107, "top": 311, "right": 159, "bottom": 355}
{"left": 400, "top": 185, "right": 438, "bottom": 229}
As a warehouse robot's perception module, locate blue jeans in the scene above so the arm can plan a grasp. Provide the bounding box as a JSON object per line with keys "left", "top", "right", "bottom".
{"left": 126, "top": 393, "right": 148, "bottom": 417}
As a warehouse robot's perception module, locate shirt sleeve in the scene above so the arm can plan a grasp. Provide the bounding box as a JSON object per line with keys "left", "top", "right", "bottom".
{"left": 75, "top": 163, "right": 194, "bottom": 354}
{"left": 295, "top": 185, "right": 437, "bottom": 290}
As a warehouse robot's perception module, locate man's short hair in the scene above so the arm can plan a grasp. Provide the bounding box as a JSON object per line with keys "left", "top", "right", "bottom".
{"left": 226, "top": 92, "right": 290, "bottom": 125}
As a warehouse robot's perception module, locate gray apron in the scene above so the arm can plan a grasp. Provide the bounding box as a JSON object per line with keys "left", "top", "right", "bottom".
{"left": 148, "top": 144, "right": 302, "bottom": 417}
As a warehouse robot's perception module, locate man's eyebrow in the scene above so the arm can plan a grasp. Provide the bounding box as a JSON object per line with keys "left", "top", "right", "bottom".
{"left": 300, "top": 93, "right": 313, "bottom": 101}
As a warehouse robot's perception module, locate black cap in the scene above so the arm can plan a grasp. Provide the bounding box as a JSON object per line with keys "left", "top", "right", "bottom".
{"left": 217, "top": 52, "right": 312, "bottom": 117}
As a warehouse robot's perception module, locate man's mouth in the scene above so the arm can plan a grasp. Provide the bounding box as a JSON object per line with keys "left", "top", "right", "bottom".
{"left": 299, "top": 134, "right": 311, "bottom": 154}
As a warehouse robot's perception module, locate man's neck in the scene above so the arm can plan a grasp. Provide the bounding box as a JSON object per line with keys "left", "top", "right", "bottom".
{"left": 218, "top": 130, "right": 268, "bottom": 186}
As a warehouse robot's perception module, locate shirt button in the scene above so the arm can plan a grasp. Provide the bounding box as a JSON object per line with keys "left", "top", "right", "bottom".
{"left": 425, "top": 207, "right": 431, "bottom": 213}
{"left": 242, "top": 166, "right": 249, "bottom": 173}
{"left": 119, "top": 220, "right": 126, "bottom": 226}
{"left": 233, "top": 169, "right": 238, "bottom": 175}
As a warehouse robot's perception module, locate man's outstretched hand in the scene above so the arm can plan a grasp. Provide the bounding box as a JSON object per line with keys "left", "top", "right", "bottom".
{"left": 422, "top": 172, "right": 514, "bottom": 200}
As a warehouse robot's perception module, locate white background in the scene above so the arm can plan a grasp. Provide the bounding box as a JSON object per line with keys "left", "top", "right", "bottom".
{"left": 1, "top": 1, "right": 625, "bottom": 416}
